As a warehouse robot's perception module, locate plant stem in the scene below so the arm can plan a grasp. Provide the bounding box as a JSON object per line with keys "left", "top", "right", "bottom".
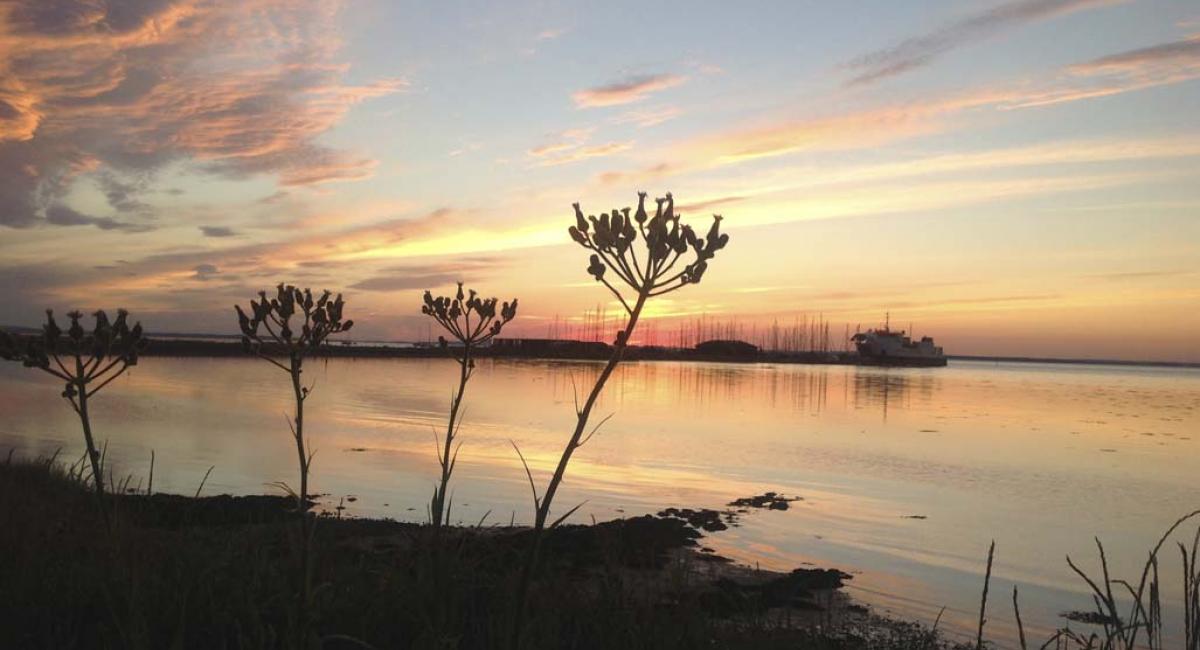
{"left": 289, "top": 353, "right": 312, "bottom": 647}
{"left": 75, "top": 380, "right": 111, "bottom": 531}
{"left": 510, "top": 290, "right": 648, "bottom": 650}
{"left": 433, "top": 344, "right": 470, "bottom": 530}
{"left": 76, "top": 384, "right": 105, "bottom": 501}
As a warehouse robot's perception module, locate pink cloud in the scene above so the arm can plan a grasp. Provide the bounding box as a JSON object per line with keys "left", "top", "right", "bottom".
{"left": 571, "top": 73, "right": 685, "bottom": 108}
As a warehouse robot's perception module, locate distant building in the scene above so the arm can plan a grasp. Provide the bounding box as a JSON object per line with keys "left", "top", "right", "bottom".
{"left": 695, "top": 339, "right": 759, "bottom": 357}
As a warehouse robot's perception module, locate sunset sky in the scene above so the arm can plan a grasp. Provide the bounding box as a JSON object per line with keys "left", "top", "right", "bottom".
{"left": 1, "top": 0, "right": 1198, "bottom": 361}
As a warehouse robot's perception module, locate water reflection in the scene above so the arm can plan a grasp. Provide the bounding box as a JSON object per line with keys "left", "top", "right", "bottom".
{"left": 553, "top": 360, "right": 943, "bottom": 423}
{"left": 1, "top": 357, "right": 1199, "bottom": 645}
{"left": 851, "top": 369, "right": 939, "bottom": 421}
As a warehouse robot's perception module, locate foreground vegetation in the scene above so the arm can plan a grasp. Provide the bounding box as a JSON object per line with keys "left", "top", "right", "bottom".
{"left": 0, "top": 456, "right": 963, "bottom": 650}
{"left": 4, "top": 454, "right": 1200, "bottom": 650}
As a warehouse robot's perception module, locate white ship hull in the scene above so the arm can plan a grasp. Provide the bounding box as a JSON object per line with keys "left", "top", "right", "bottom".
{"left": 852, "top": 328, "right": 946, "bottom": 367}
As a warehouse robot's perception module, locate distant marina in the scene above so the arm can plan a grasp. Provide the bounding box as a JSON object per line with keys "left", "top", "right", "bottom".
{"left": 47, "top": 331, "right": 1200, "bottom": 369}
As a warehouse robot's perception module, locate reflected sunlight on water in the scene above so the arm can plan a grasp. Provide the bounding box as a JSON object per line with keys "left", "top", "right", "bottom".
{"left": 1, "top": 357, "right": 1198, "bottom": 644}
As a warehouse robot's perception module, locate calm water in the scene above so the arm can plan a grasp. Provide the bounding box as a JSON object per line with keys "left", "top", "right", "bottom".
{"left": 2, "top": 357, "right": 1198, "bottom": 645}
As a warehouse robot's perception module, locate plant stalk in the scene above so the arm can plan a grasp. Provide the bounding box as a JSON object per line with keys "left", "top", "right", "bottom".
{"left": 289, "top": 353, "right": 312, "bottom": 647}
{"left": 510, "top": 289, "right": 648, "bottom": 649}
{"left": 76, "top": 382, "right": 105, "bottom": 501}
{"left": 432, "top": 343, "right": 471, "bottom": 530}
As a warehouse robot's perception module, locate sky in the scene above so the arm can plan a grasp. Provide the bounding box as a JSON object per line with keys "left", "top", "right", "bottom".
{"left": 1, "top": 0, "right": 1198, "bottom": 362}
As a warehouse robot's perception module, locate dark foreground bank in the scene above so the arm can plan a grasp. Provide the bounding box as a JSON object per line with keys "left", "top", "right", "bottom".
{"left": 0, "top": 457, "right": 966, "bottom": 650}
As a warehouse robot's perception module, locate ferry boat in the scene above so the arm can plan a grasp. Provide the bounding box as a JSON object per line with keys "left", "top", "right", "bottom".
{"left": 851, "top": 317, "right": 946, "bottom": 367}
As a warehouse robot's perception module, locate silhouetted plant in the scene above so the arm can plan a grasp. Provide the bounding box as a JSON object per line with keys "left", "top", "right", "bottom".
{"left": 421, "top": 283, "right": 518, "bottom": 529}
{"left": 0, "top": 309, "right": 147, "bottom": 509}
{"left": 234, "top": 284, "right": 352, "bottom": 645}
{"left": 511, "top": 191, "right": 729, "bottom": 647}
{"left": 1007, "top": 509, "right": 1200, "bottom": 650}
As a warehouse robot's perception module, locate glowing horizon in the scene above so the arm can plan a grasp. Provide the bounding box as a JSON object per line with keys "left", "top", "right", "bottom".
{"left": 1, "top": 1, "right": 1198, "bottom": 362}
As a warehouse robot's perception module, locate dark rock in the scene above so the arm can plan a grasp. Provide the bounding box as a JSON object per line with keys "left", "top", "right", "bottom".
{"left": 728, "top": 492, "right": 801, "bottom": 510}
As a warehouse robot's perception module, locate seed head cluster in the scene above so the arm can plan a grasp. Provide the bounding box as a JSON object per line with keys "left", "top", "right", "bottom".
{"left": 235, "top": 284, "right": 353, "bottom": 356}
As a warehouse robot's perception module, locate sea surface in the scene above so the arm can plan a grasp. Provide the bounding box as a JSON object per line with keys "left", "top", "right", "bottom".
{"left": 2, "top": 356, "right": 1198, "bottom": 646}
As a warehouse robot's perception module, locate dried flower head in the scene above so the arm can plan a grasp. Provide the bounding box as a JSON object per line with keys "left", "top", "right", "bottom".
{"left": 567, "top": 192, "right": 728, "bottom": 315}
{"left": 0, "top": 308, "right": 148, "bottom": 391}
{"left": 234, "top": 284, "right": 353, "bottom": 361}
{"left": 421, "top": 282, "right": 518, "bottom": 349}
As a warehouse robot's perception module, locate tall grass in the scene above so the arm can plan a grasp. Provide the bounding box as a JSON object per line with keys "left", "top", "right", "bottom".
{"left": 972, "top": 510, "right": 1200, "bottom": 650}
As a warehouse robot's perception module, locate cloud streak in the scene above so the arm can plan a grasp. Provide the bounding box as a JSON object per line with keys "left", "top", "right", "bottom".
{"left": 844, "top": 0, "right": 1121, "bottom": 85}
{"left": 199, "top": 226, "right": 237, "bottom": 238}
{"left": 1075, "top": 36, "right": 1200, "bottom": 71}
{"left": 600, "top": 35, "right": 1200, "bottom": 184}
{"left": 350, "top": 257, "right": 506, "bottom": 292}
{"left": 572, "top": 73, "right": 685, "bottom": 108}
{"left": 45, "top": 204, "right": 152, "bottom": 233}
{"left": 614, "top": 106, "right": 681, "bottom": 128}
{"left": 528, "top": 128, "right": 630, "bottom": 166}
{"left": 1002, "top": 35, "right": 1200, "bottom": 108}
{"left": 535, "top": 141, "right": 633, "bottom": 167}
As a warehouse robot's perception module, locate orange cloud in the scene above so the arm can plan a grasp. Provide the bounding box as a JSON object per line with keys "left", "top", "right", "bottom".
{"left": 682, "top": 105, "right": 948, "bottom": 166}
{"left": 527, "top": 127, "right": 631, "bottom": 166}
{"left": 572, "top": 73, "right": 685, "bottom": 108}
{"left": 0, "top": 0, "right": 404, "bottom": 228}
{"left": 535, "top": 141, "right": 633, "bottom": 167}
{"left": 528, "top": 127, "right": 593, "bottom": 157}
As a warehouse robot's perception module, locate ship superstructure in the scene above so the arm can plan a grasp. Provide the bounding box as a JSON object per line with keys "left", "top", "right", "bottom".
{"left": 851, "top": 316, "right": 946, "bottom": 367}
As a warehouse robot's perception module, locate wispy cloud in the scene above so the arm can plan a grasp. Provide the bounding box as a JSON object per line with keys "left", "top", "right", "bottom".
{"left": 349, "top": 257, "right": 506, "bottom": 292}
{"left": 844, "top": 0, "right": 1122, "bottom": 85}
{"left": 199, "top": 226, "right": 237, "bottom": 238}
{"left": 191, "top": 264, "right": 220, "bottom": 281}
{"left": 664, "top": 102, "right": 952, "bottom": 168}
{"left": 1074, "top": 36, "right": 1200, "bottom": 71}
{"left": 44, "top": 204, "right": 153, "bottom": 233}
{"left": 600, "top": 37, "right": 1200, "bottom": 183}
{"left": 528, "top": 128, "right": 630, "bottom": 166}
{"left": 1002, "top": 36, "right": 1200, "bottom": 108}
{"left": 528, "top": 128, "right": 593, "bottom": 157}
{"left": 572, "top": 73, "right": 685, "bottom": 108}
{"left": 597, "top": 162, "right": 678, "bottom": 187}
{"left": 677, "top": 196, "right": 746, "bottom": 213}
{"left": 536, "top": 142, "right": 633, "bottom": 167}
{"left": 598, "top": 137, "right": 1200, "bottom": 236}
{"left": 1085, "top": 270, "right": 1193, "bottom": 282}
{"left": 0, "top": 0, "right": 405, "bottom": 229}
{"left": 614, "top": 106, "right": 681, "bottom": 128}
{"left": 47, "top": 206, "right": 466, "bottom": 307}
